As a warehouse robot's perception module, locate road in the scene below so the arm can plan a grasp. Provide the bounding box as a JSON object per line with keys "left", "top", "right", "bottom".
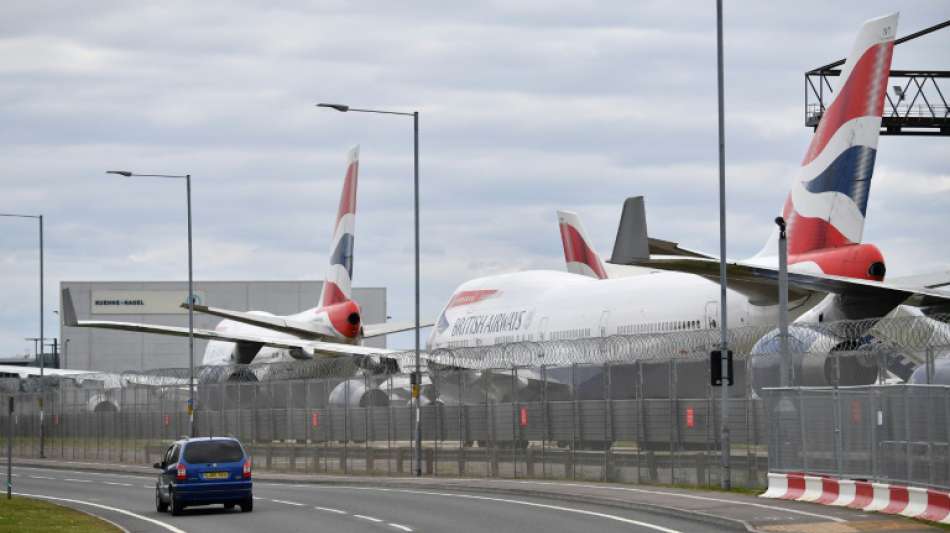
{"left": 8, "top": 465, "right": 738, "bottom": 533}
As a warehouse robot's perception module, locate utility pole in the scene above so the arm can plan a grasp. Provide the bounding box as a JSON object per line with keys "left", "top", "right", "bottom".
{"left": 715, "top": 0, "right": 731, "bottom": 490}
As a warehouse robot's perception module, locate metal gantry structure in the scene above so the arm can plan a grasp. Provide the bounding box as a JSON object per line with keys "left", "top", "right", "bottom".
{"left": 805, "top": 19, "right": 950, "bottom": 136}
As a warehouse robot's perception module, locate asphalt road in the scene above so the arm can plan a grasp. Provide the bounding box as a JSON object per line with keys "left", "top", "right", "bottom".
{"left": 8, "top": 465, "right": 741, "bottom": 533}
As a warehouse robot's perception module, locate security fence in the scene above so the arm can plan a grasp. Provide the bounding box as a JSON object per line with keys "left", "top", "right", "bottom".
{"left": 0, "top": 360, "right": 769, "bottom": 488}
{"left": 0, "top": 311, "right": 947, "bottom": 490}
{"left": 764, "top": 384, "right": 950, "bottom": 491}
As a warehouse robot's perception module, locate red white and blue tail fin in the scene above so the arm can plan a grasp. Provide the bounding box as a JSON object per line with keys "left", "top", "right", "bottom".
{"left": 782, "top": 13, "right": 898, "bottom": 254}
{"left": 558, "top": 210, "right": 608, "bottom": 279}
{"left": 756, "top": 14, "right": 897, "bottom": 281}
{"left": 319, "top": 145, "right": 359, "bottom": 307}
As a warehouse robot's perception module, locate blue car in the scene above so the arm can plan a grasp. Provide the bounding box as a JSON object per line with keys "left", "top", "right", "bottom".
{"left": 154, "top": 437, "right": 253, "bottom": 515}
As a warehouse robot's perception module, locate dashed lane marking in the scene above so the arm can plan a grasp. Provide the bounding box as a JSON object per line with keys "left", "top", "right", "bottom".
{"left": 389, "top": 524, "right": 413, "bottom": 532}
{"left": 28, "top": 475, "right": 55, "bottom": 480}
{"left": 14, "top": 492, "right": 187, "bottom": 533}
{"left": 314, "top": 486, "right": 683, "bottom": 533}
{"left": 271, "top": 499, "right": 305, "bottom": 506}
{"left": 104, "top": 482, "right": 132, "bottom": 487}
{"left": 314, "top": 506, "right": 347, "bottom": 514}
{"left": 354, "top": 514, "right": 383, "bottom": 523}
{"left": 64, "top": 478, "right": 92, "bottom": 483}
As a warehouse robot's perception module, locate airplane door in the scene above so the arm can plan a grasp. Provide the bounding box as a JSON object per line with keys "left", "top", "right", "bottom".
{"left": 599, "top": 311, "right": 610, "bottom": 337}
{"left": 704, "top": 300, "right": 719, "bottom": 329}
{"left": 539, "top": 317, "right": 549, "bottom": 341}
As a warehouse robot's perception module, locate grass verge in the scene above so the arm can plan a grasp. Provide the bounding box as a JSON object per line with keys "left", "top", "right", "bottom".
{"left": 0, "top": 495, "right": 122, "bottom": 533}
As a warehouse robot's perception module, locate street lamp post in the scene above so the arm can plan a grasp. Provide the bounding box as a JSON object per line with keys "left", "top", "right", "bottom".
{"left": 2, "top": 213, "right": 44, "bottom": 457}
{"left": 316, "top": 102, "right": 423, "bottom": 477}
{"left": 715, "top": 0, "right": 731, "bottom": 490}
{"left": 106, "top": 171, "right": 196, "bottom": 437}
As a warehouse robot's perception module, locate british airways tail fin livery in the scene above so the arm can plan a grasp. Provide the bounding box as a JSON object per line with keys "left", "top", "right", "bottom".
{"left": 557, "top": 210, "right": 608, "bottom": 279}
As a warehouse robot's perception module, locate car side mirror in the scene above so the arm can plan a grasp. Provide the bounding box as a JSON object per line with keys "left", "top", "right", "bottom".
{"left": 153, "top": 462, "right": 163, "bottom": 469}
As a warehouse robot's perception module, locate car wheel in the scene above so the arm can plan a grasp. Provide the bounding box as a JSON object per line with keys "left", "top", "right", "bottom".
{"left": 224, "top": 503, "right": 236, "bottom": 510}
{"left": 155, "top": 490, "right": 168, "bottom": 513}
{"left": 240, "top": 497, "right": 253, "bottom": 513}
{"left": 170, "top": 491, "right": 184, "bottom": 516}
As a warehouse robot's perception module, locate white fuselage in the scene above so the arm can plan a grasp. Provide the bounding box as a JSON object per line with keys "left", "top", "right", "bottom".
{"left": 427, "top": 269, "right": 821, "bottom": 352}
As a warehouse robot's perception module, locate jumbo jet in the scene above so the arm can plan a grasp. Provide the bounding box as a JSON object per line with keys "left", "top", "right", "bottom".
{"left": 0, "top": 146, "right": 421, "bottom": 386}
{"left": 427, "top": 13, "right": 950, "bottom": 386}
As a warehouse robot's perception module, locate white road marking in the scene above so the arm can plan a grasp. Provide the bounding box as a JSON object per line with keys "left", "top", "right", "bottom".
{"left": 19, "top": 467, "right": 149, "bottom": 481}
{"left": 319, "top": 487, "right": 683, "bottom": 533}
{"left": 28, "top": 475, "right": 55, "bottom": 480}
{"left": 513, "top": 480, "right": 847, "bottom": 523}
{"left": 353, "top": 514, "right": 383, "bottom": 523}
{"left": 104, "top": 482, "right": 132, "bottom": 487}
{"left": 64, "top": 478, "right": 92, "bottom": 483}
{"left": 15, "top": 491, "right": 186, "bottom": 533}
{"left": 271, "top": 499, "right": 305, "bottom": 506}
{"left": 142, "top": 485, "right": 153, "bottom": 489}
{"left": 389, "top": 523, "right": 413, "bottom": 532}
{"left": 314, "top": 506, "right": 347, "bottom": 514}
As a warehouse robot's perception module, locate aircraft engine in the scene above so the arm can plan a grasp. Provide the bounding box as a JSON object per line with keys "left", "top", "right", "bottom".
{"left": 751, "top": 325, "right": 878, "bottom": 389}
{"left": 328, "top": 378, "right": 389, "bottom": 408}
{"left": 87, "top": 392, "right": 119, "bottom": 413}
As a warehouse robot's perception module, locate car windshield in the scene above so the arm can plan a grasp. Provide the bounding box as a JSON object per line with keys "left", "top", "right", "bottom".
{"left": 182, "top": 441, "right": 243, "bottom": 463}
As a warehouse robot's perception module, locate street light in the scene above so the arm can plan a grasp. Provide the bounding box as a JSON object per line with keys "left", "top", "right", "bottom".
{"left": 316, "top": 102, "right": 423, "bottom": 477}
{"left": 106, "top": 170, "right": 197, "bottom": 437}
{"left": 1, "top": 213, "right": 44, "bottom": 457}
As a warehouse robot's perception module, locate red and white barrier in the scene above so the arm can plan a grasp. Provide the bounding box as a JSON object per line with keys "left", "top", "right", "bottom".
{"left": 761, "top": 472, "right": 950, "bottom": 524}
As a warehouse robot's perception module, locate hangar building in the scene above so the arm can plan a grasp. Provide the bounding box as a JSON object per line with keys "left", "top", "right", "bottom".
{"left": 59, "top": 281, "right": 387, "bottom": 373}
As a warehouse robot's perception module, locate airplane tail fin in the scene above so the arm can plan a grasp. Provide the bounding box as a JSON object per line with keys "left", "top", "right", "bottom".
{"left": 557, "top": 210, "right": 608, "bottom": 279}
{"left": 319, "top": 145, "right": 359, "bottom": 307}
{"left": 772, "top": 13, "right": 898, "bottom": 257}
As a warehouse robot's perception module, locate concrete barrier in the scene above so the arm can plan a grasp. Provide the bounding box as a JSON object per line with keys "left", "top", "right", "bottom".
{"left": 761, "top": 472, "right": 950, "bottom": 524}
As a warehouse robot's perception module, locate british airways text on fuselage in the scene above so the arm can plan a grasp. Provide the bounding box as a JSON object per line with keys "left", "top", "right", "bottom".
{"left": 450, "top": 310, "right": 527, "bottom": 337}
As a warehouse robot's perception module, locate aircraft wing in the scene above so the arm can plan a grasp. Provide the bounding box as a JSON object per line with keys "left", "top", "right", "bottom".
{"left": 613, "top": 255, "right": 950, "bottom": 307}
{"left": 362, "top": 320, "right": 435, "bottom": 338}
{"left": 182, "top": 302, "right": 328, "bottom": 338}
{"left": 0, "top": 365, "right": 99, "bottom": 380}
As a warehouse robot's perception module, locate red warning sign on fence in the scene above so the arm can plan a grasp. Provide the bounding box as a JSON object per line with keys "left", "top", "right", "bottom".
{"left": 686, "top": 407, "right": 695, "bottom": 428}
{"left": 53, "top": 415, "right": 59, "bottom": 426}
{"left": 851, "top": 400, "right": 861, "bottom": 424}
{"left": 311, "top": 412, "right": 320, "bottom": 428}
{"left": 519, "top": 407, "right": 528, "bottom": 428}
{"left": 163, "top": 414, "right": 171, "bottom": 426}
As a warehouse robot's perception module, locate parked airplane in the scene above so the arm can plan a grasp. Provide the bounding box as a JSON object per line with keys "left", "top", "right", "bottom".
{"left": 428, "top": 13, "right": 949, "bottom": 387}
{"left": 0, "top": 146, "right": 424, "bottom": 388}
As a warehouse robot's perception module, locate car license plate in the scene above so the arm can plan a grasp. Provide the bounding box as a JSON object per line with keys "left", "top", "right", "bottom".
{"left": 203, "top": 472, "right": 228, "bottom": 480}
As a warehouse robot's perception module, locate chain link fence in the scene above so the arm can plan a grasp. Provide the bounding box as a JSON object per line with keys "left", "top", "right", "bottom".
{"left": 765, "top": 384, "right": 950, "bottom": 491}
{"left": 0, "top": 312, "right": 947, "bottom": 489}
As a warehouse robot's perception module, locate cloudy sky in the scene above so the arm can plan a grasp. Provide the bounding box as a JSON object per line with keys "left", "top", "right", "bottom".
{"left": 1, "top": 1, "right": 948, "bottom": 355}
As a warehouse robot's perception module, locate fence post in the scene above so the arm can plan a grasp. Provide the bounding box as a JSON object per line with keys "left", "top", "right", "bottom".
{"left": 870, "top": 387, "right": 878, "bottom": 483}
{"left": 928, "top": 386, "right": 936, "bottom": 487}
{"left": 604, "top": 361, "right": 613, "bottom": 482}
{"left": 570, "top": 363, "right": 577, "bottom": 481}
{"left": 387, "top": 376, "right": 393, "bottom": 476}
{"left": 511, "top": 366, "right": 518, "bottom": 478}
{"left": 798, "top": 388, "right": 807, "bottom": 473}
{"left": 904, "top": 385, "right": 912, "bottom": 485}
{"left": 457, "top": 370, "right": 464, "bottom": 477}
{"left": 541, "top": 364, "right": 548, "bottom": 480}
{"left": 833, "top": 354, "right": 843, "bottom": 479}
{"left": 343, "top": 378, "right": 349, "bottom": 474}
{"left": 670, "top": 359, "right": 677, "bottom": 485}
{"left": 903, "top": 385, "right": 914, "bottom": 483}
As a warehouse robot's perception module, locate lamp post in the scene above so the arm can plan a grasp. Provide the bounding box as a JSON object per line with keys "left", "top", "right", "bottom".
{"left": 106, "top": 170, "right": 196, "bottom": 437}
{"left": 714, "top": 0, "right": 731, "bottom": 490}
{"left": 2, "top": 213, "right": 44, "bottom": 457}
{"left": 316, "top": 102, "right": 423, "bottom": 477}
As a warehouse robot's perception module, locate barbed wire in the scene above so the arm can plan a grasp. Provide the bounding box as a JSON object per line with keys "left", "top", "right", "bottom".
{"left": 15, "top": 313, "right": 950, "bottom": 384}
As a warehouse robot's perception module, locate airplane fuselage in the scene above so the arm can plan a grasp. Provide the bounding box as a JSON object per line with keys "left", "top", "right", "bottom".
{"left": 427, "top": 269, "right": 822, "bottom": 353}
